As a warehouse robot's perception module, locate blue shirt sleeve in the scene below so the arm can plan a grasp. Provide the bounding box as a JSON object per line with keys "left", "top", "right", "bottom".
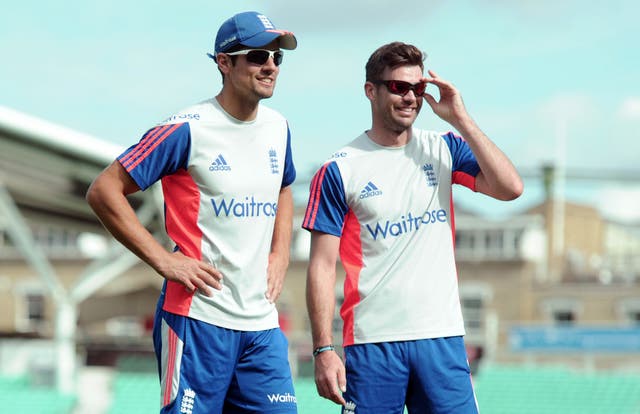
{"left": 302, "top": 161, "right": 348, "bottom": 237}
{"left": 117, "top": 123, "right": 191, "bottom": 190}
{"left": 441, "top": 131, "right": 480, "bottom": 176}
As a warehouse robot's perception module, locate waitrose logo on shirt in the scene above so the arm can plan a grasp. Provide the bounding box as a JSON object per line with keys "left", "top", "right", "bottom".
{"left": 365, "top": 209, "right": 447, "bottom": 240}
{"left": 210, "top": 196, "right": 277, "bottom": 217}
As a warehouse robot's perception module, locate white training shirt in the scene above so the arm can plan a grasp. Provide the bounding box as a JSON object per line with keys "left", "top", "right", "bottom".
{"left": 303, "top": 130, "right": 479, "bottom": 346}
{"left": 119, "top": 98, "right": 295, "bottom": 331}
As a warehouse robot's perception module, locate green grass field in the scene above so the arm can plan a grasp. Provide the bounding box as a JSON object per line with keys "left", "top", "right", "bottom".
{"left": 1, "top": 364, "right": 639, "bottom": 413}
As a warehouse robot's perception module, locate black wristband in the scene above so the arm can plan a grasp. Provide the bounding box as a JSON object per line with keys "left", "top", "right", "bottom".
{"left": 312, "top": 345, "right": 335, "bottom": 357}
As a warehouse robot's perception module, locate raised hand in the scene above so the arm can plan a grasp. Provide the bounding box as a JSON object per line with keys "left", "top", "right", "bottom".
{"left": 423, "top": 69, "right": 469, "bottom": 127}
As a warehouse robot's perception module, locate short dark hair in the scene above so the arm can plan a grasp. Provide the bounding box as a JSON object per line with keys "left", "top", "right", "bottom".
{"left": 365, "top": 42, "right": 425, "bottom": 82}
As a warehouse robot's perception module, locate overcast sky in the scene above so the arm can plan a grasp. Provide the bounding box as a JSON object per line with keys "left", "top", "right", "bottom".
{"left": 2, "top": 0, "right": 639, "bottom": 220}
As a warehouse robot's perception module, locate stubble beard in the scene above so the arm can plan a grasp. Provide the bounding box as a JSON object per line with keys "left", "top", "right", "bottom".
{"left": 386, "top": 110, "right": 418, "bottom": 134}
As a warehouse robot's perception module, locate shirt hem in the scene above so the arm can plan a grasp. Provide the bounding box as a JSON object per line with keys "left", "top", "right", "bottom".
{"left": 186, "top": 312, "right": 279, "bottom": 332}
{"left": 345, "top": 328, "right": 466, "bottom": 347}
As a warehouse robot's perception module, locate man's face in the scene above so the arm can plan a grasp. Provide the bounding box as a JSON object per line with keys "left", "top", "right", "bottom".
{"left": 224, "top": 40, "right": 281, "bottom": 102}
{"left": 369, "top": 65, "right": 424, "bottom": 133}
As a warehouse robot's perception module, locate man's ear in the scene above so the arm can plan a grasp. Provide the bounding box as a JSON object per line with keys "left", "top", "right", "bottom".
{"left": 364, "top": 81, "right": 376, "bottom": 101}
{"left": 217, "top": 53, "right": 233, "bottom": 75}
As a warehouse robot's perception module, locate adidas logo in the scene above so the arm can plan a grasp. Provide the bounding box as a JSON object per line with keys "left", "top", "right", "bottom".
{"left": 209, "top": 154, "right": 231, "bottom": 171}
{"left": 359, "top": 181, "right": 382, "bottom": 199}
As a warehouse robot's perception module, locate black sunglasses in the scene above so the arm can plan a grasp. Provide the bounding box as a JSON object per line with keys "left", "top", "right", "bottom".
{"left": 225, "top": 49, "right": 284, "bottom": 66}
{"left": 373, "top": 80, "right": 427, "bottom": 97}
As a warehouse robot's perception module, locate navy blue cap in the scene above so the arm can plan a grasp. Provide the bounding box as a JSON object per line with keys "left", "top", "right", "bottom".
{"left": 213, "top": 11, "right": 297, "bottom": 55}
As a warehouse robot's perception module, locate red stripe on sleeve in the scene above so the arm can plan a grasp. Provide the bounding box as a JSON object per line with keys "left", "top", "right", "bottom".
{"left": 125, "top": 123, "right": 182, "bottom": 172}
{"left": 120, "top": 124, "right": 170, "bottom": 168}
{"left": 303, "top": 164, "right": 328, "bottom": 228}
{"left": 453, "top": 171, "right": 477, "bottom": 191}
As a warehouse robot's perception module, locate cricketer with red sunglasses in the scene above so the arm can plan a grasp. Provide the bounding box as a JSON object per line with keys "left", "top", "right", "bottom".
{"left": 303, "top": 42, "right": 523, "bottom": 413}
{"left": 87, "top": 11, "right": 300, "bottom": 414}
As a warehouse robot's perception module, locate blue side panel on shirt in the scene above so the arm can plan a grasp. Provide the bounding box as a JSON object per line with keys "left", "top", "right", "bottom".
{"left": 440, "top": 131, "right": 480, "bottom": 177}
{"left": 282, "top": 125, "right": 296, "bottom": 187}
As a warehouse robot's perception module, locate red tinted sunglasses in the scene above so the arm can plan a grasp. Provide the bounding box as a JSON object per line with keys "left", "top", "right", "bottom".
{"left": 373, "top": 80, "right": 427, "bottom": 97}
